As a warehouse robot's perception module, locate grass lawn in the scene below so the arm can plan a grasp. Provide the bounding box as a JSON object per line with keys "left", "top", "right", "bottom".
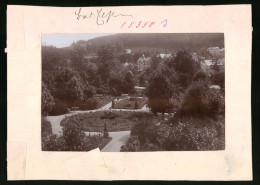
{"left": 91, "top": 96, "right": 112, "bottom": 109}
{"left": 113, "top": 98, "right": 147, "bottom": 109}
{"left": 60, "top": 111, "right": 158, "bottom": 132}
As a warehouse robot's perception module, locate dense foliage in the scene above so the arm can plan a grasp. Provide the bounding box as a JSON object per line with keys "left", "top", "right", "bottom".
{"left": 42, "top": 33, "right": 225, "bottom": 152}
{"left": 42, "top": 118, "right": 111, "bottom": 151}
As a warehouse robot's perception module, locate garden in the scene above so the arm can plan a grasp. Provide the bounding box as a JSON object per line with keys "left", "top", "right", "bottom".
{"left": 113, "top": 97, "right": 147, "bottom": 109}
{"left": 60, "top": 111, "right": 158, "bottom": 132}
{"left": 42, "top": 117, "right": 112, "bottom": 151}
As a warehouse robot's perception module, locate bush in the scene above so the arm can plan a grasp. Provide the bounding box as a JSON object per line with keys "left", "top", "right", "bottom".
{"left": 193, "top": 71, "right": 208, "bottom": 82}
{"left": 120, "top": 136, "right": 139, "bottom": 152}
{"left": 42, "top": 134, "right": 66, "bottom": 151}
{"left": 130, "top": 119, "right": 158, "bottom": 144}
{"left": 78, "top": 99, "right": 98, "bottom": 110}
{"left": 156, "top": 116, "right": 225, "bottom": 151}
{"left": 134, "top": 100, "right": 138, "bottom": 109}
{"left": 211, "top": 71, "right": 225, "bottom": 89}
{"left": 103, "top": 123, "right": 109, "bottom": 138}
{"left": 49, "top": 99, "right": 68, "bottom": 115}
{"left": 100, "top": 111, "right": 118, "bottom": 119}
{"left": 41, "top": 117, "right": 52, "bottom": 138}
{"left": 177, "top": 81, "right": 224, "bottom": 118}
{"left": 62, "top": 119, "right": 88, "bottom": 150}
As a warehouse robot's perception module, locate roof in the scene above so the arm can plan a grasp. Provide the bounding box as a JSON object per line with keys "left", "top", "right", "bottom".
{"left": 124, "top": 49, "right": 131, "bottom": 53}
{"left": 83, "top": 55, "right": 98, "bottom": 59}
{"left": 135, "top": 86, "right": 146, "bottom": 90}
{"left": 137, "top": 55, "right": 151, "bottom": 62}
{"left": 158, "top": 54, "right": 172, "bottom": 59}
{"left": 204, "top": 60, "right": 213, "bottom": 66}
{"left": 209, "top": 85, "right": 221, "bottom": 89}
{"left": 208, "top": 47, "right": 220, "bottom": 51}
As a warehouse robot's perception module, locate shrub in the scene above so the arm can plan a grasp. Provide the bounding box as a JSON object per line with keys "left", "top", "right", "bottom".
{"left": 156, "top": 116, "right": 225, "bottom": 151}
{"left": 111, "top": 99, "right": 115, "bottom": 108}
{"left": 49, "top": 99, "right": 68, "bottom": 116}
{"left": 62, "top": 120, "right": 88, "bottom": 150}
{"left": 103, "top": 123, "right": 109, "bottom": 138}
{"left": 134, "top": 100, "right": 138, "bottom": 109}
{"left": 120, "top": 136, "right": 139, "bottom": 152}
{"left": 177, "top": 80, "right": 224, "bottom": 118}
{"left": 42, "top": 117, "right": 52, "bottom": 138}
{"left": 156, "top": 121, "right": 197, "bottom": 151}
{"left": 178, "top": 73, "right": 192, "bottom": 88}
{"left": 211, "top": 71, "right": 225, "bottom": 89}
{"left": 42, "top": 134, "right": 66, "bottom": 151}
{"left": 130, "top": 119, "right": 158, "bottom": 144}
{"left": 193, "top": 70, "right": 208, "bottom": 82}
{"left": 79, "top": 99, "right": 98, "bottom": 110}
{"left": 100, "top": 111, "right": 118, "bottom": 119}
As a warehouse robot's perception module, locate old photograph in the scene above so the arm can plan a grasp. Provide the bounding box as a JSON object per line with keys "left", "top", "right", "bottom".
{"left": 41, "top": 33, "right": 225, "bottom": 152}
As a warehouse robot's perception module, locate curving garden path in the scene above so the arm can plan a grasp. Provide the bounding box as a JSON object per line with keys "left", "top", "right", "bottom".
{"left": 46, "top": 100, "right": 149, "bottom": 151}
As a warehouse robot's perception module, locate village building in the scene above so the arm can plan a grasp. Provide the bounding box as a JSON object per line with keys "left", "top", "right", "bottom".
{"left": 124, "top": 49, "right": 132, "bottom": 54}
{"left": 157, "top": 53, "right": 173, "bottom": 60}
{"left": 83, "top": 55, "right": 98, "bottom": 60}
{"left": 134, "top": 86, "right": 146, "bottom": 96}
{"left": 190, "top": 52, "right": 199, "bottom": 62}
{"left": 207, "top": 47, "right": 221, "bottom": 55}
{"left": 137, "top": 54, "right": 152, "bottom": 71}
{"left": 200, "top": 58, "right": 225, "bottom": 76}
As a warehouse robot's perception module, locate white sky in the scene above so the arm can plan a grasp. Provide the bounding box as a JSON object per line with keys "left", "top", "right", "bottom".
{"left": 41, "top": 33, "right": 112, "bottom": 48}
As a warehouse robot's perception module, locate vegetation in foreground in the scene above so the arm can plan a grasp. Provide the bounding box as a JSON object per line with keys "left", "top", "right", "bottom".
{"left": 121, "top": 115, "right": 224, "bottom": 151}
{"left": 60, "top": 111, "right": 158, "bottom": 132}
{"left": 42, "top": 117, "right": 112, "bottom": 151}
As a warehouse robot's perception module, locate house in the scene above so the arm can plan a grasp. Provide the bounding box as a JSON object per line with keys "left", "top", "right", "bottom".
{"left": 157, "top": 53, "right": 173, "bottom": 60}
{"left": 137, "top": 55, "right": 152, "bottom": 71}
{"left": 134, "top": 86, "right": 146, "bottom": 96}
{"left": 200, "top": 59, "right": 214, "bottom": 75}
{"left": 201, "top": 58, "right": 225, "bottom": 76}
{"left": 83, "top": 55, "right": 98, "bottom": 60}
{"left": 209, "top": 85, "right": 221, "bottom": 89}
{"left": 190, "top": 52, "right": 199, "bottom": 62}
{"left": 124, "top": 49, "right": 132, "bottom": 54}
{"left": 207, "top": 47, "right": 220, "bottom": 55}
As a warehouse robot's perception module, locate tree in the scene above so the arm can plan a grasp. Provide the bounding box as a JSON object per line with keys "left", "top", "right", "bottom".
{"left": 41, "top": 117, "right": 52, "bottom": 138}
{"left": 134, "top": 100, "right": 138, "bottom": 109}
{"left": 55, "top": 69, "right": 84, "bottom": 101}
{"left": 123, "top": 71, "right": 135, "bottom": 94}
{"left": 103, "top": 123, "right": 109, "bottom": 138}
{"left": 111, "top": 99, "right": 115, "bottom": 108}
{"left": 42, "top": 82, "right": 55, "bottom": 115}
{"left": 146, "top": 73, "right": 172, "bottom": 118}
{"left": 62, "top": 120, "right": 87, "bottom": 150}
{"left": 173, "top": 49, "right": 196, "bottom": 75}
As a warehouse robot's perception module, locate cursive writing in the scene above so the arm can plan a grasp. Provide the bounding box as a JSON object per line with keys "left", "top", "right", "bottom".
{"left": 75, "top": 8, "right": 133, "bottom": 25}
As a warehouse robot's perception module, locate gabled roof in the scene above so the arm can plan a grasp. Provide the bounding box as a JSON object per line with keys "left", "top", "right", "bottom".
{"left": 204, "top": 60, "right": 213, "bottom": 66}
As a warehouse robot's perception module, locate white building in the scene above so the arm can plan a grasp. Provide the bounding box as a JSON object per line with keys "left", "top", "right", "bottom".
{"left": 124, "top": 49, "right": 132, "bottom": 54}
{"left": 137, "top": 55, "right": 152, "bottom": 71}
{"left": 207, "top": 47, "right": 220, "bottom": 55}
{"left": 157, "top": 53, "right": 173, "bottom": 60}
{"left": 190, "top": 52, "right": 199, "bottom": 62}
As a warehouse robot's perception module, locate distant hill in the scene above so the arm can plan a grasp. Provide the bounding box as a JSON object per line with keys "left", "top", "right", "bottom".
{"left": 65, "top": 33, "right": 224, "bottom": 54}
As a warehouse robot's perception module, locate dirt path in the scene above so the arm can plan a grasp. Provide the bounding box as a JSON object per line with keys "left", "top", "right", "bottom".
{"left": 47, "top": 102, "right": 113, "bottom": 135}
{"left": 101, "top": 131, "right": 131, "bottom": 152}
{"left": 47, "top": 101, "right": 149, "bottom": 135}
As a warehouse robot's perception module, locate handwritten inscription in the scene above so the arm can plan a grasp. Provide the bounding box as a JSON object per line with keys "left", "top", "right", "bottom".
{"left": 121, "top": 19, "right": 167, "bottom": 29}
{"left": 75, "top": 8, "right": 133, "bottom": 25}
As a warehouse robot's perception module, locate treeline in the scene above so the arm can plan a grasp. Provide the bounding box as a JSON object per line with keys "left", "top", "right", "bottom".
{"left": 68, "top": 33, "right": 224, "bottom": 54}
{"left": 42, "top": 44, "right": 137, "bottom": 115}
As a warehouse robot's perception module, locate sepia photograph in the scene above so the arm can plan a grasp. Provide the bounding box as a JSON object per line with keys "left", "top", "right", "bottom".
{"left": 41, "top": 33, "right": 225, "bottom": 152}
